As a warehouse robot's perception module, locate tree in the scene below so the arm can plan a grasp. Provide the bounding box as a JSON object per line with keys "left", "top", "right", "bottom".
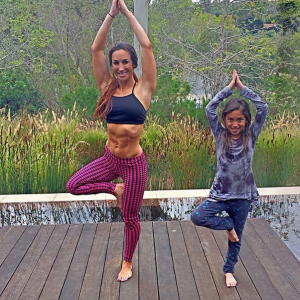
{"left": 150, "top": 0, "right": 279, "bottom": 98}
{"left": 0, "top": 68, "right": 42, "bottom": 115}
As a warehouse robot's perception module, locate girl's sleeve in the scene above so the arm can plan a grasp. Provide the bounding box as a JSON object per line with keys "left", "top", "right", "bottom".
{"left": 240, "top": 86, "right": 268, "bottom": 141}
{"left": 205, "top": 87, "right": 232, "bottom": 138}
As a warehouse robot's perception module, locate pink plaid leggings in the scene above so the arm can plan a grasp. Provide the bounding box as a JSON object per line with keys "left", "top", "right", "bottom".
{"left": 66, "top": 146, "right": 148, "bottom": 261}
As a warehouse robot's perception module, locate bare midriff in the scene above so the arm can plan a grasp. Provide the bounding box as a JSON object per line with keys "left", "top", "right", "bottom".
{"left": 106, "top": 123, "right": 144, "bottom": 158}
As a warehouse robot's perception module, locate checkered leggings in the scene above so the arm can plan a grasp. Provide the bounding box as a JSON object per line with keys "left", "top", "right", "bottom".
{"left": 66, "top": 146, "right": 148, "bottom": 261}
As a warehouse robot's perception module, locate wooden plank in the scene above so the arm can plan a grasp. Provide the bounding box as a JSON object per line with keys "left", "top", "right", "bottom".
{"left": 59, "top": 224, "right": 97, "bottom": 300}
{"left": 138, "top": 222, "right": 159, "bottom": 300}
{"left": 180, "top": 221, "right": 220, "bottom": 300}
{"left": 153, "top": 221, "right": 179, "bottom": 300}
{"left": 99, "top": 222, "right": 124, "bottom": 300}
{"left": 167, "top": 221, "right": 199, "bottom": 300}
{"left": 119, "top": 240, "right": 138, "bottom": 300}
{"left": 0, "top": 226, "right": 26, "bottom": 266}
{"left": 195, "top": 226, "right": 240, "bottom": 300}
{"left": 0, "top": 226, "right": 12, "bottom": 244}
{"left": 79, "top": 223, "right": 111, "bottom": 300}
{"left": 19, "top": 225, "right": 69, "bottom": 300}
{"left": 0, "top": 225, "right": 40, "bottom": 296}
{"left": 212, "top": 229, "right": 261, "bottom": 300}
{"left": 39, "top": 224, "right": 83, "bottom": 300}
{"left": 238, "top": 226, "right": 282, "bottom": 300}
{"left": 249, "top": 218, "right": 300, "bottom": 294}
{"left": 244, "top": 220, "right": 300, "bottom": 300}
{"left": 0, "top": 225, "right": 54, "bottom": 299}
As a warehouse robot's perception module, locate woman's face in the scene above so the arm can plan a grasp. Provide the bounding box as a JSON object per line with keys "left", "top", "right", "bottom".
{"left": 224, "top": 109, "right": 247, "bottom": 139}
{"left": 111, "top": 49, "right": 134, "bottom": 81}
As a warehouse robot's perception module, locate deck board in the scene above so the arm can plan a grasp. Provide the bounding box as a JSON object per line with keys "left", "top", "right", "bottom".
{"left": 0, "top": 219, "right": 299, "bottom": 300}
{"left": 244, "top": 221, "right": 300, "bottom": 300}
{"left": 19, "top": 225, "right": 69, "bottom": 300}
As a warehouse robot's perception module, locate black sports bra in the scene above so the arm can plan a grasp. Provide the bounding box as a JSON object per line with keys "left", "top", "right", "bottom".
{"left": 106, "top": 83, "right": 147, "bottom": 124}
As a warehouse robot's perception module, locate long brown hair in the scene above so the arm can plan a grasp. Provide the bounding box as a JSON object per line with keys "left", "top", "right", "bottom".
{"left": 221, "top": 98, "right": 251, "bottom": 152}
{"left": 93, "top": 42, "right": 139, "bottom": 121}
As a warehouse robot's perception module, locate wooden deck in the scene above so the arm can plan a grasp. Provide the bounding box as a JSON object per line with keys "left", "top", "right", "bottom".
{"left": 0, "top": 219, "right": 299, "bottom": 300}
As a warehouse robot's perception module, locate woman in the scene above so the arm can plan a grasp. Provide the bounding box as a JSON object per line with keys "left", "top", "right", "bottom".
{"left": 66, "top": 0, "right": 156, "bottom": 282}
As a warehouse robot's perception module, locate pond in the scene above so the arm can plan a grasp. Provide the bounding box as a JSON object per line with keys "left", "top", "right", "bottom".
{"left": 1, "top": 194, "right": 299, "bottom": 261}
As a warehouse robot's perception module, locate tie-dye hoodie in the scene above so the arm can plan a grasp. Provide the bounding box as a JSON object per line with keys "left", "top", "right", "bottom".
{"left": 205, "top": 86, "right": 268, "bottom": 206}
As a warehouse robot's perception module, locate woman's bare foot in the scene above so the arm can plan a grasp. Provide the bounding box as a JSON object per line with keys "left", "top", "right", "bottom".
{"left": 117, "top": 260, "right": 132, "bottom": 282}
{"left": 113, "top": 183, "right": 124, "bottom": 209}
{"left": 225, "top": 273, "right": 237, "bottom": 287}
{"left": 227, "top": 228, "right": 239, "bottom": 242}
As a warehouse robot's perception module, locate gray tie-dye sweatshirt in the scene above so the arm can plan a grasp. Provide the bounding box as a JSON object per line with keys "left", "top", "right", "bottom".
{"left": 205, "top": 86, "right": 268, "bottom": 205}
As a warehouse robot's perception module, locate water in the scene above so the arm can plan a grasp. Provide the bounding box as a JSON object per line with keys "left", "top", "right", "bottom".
{"left": 1, "top": 195, "right": 299, "bottom": 261}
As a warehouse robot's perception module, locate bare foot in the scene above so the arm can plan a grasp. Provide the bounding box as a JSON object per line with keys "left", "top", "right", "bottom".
{"left": 225, "top": 273, "right": 237, "bottom": 287}
{"left": 113, "top": 183, "right": 124, "bottom": 209}
{"left": 227, "top": 228, "right": 239, "bottom": 242}
{"left": 117, "top": 260, "right": 132, "bottom": 282}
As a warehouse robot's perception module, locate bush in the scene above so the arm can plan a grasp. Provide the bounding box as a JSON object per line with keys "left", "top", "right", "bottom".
{"left": 0, "top": 68, "right": 42, "bottom": 115}
{"left": 61, "top": 86, "right": 100, "bottom": 118}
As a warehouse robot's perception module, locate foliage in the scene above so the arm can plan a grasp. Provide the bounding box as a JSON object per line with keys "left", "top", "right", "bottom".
{"left": 0, "top": 68, "right": 43, "bottom": 115}
{"left": 1, "top": 110, "right": 300, "bottom": 194}
{"left": 0, "top": 0, "right": 300, "bottom": 123}
{"left": 148, "top": 72, "right": 209, "bottom": 125}
{"left": 61, "top": 85, "right": 99, "bottom": 118}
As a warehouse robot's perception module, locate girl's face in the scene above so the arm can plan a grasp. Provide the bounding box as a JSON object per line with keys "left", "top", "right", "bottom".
{"left": 111, "top": 49, "right": 134, "bottom": 81}
{"left": 224, "top": 110, "right": 247, "bottom": 139}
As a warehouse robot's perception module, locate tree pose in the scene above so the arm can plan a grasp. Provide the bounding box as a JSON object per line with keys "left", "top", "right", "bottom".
{"left": 191, "top": 69, "right": 268, "bottom": 287}
{"left": 66, "top": 0, "right": 156, "bottom": 282}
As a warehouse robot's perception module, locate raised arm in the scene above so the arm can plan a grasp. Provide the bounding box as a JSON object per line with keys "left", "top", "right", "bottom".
{"left": 91, "top": 0, "right": 119, "bottom": 93}
{"left": 240, "top": 87, "right": 268, "bottom": 141}
{"left": 232, "top": 70, "right": 268, "bottom": 140}
{"left": 205, "top": 87, "right": 232, "bottom": 139}
{"left": 119, "top": 0, "right": 157, "bottom": 109}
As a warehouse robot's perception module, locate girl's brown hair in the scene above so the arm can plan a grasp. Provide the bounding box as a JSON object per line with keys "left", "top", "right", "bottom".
{"left": 94, "top": 42, "right": 139, "bottom": 121}
{"left": 221, "top": 98, "right": 251, "bottom": 152}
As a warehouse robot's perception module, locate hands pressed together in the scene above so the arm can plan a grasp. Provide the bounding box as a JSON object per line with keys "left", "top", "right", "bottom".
{"left": 228, "top": 69, "right": 244, "bottom": 91}
{"left": 109, "top": 0, "right": 130, "bottom": 18}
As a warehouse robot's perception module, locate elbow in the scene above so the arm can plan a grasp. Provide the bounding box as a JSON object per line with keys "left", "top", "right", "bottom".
{"left": 143, "top": 40, "right": 153, "bottom": 50}
{"left": 91, "top": 42, "right": 103, "bottom": 53}
{"left": 91, "top": 44, "right": 97, "bottom": 53}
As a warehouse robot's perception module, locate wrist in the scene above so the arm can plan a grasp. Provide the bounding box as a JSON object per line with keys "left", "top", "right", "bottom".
{"left": 228, "top": 84, "right": 234, "bottom": 90}
{"left": 108, "top": 13, "right": 116, "bottom": 18}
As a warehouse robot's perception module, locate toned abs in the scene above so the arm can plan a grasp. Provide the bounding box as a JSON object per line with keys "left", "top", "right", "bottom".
{"left": 106, "top": 123, "right": 144, "bottom": 158}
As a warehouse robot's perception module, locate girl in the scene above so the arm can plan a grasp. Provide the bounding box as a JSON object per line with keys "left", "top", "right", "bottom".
{"left": 191, "top": 70, "right": 268, "bottom": 287}
{"left": 66, "top": 0, "right": 156, "bottom": 282}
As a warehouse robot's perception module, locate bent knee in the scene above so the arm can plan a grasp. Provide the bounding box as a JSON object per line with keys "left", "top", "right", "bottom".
{"left": 66, "top": 181, "right": 78, "bottom": 195}
{"left": 191, "top": 211, "right": 206, "bottom": 226}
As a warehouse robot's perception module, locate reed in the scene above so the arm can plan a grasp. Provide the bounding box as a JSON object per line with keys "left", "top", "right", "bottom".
{"left": 0, "top": 109, "right": 299, "bottom": 194}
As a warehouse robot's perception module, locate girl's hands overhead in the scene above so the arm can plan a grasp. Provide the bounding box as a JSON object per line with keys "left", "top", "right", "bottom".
{"left": 228, "top": 69, "right": 238, "bottom": 90}
{"left": 228, "top": 69, "right": 243, "bottom": 91}
{"left": 235, "top": 71, "right": 244, "bottom": 91}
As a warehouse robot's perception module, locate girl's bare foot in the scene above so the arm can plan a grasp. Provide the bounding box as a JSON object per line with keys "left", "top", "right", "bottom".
{"left": 225, "top": 273, "right": 237, "bottom": 287}
{"left": 113, "top": 183, "right": 124, "bottom": 209}
{"left": 227, "top": 228, "right": 239, "bottom": 242}
{"left": 117, "top": 260, "right": 132, "bottom": 282}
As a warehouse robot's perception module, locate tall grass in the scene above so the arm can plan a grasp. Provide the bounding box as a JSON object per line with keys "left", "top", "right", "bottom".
{"left": 0, "top": 109, "right": 300, "bottom": 194}
{"left": 253, "top": 112, "right": 300, "bottom": 187}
